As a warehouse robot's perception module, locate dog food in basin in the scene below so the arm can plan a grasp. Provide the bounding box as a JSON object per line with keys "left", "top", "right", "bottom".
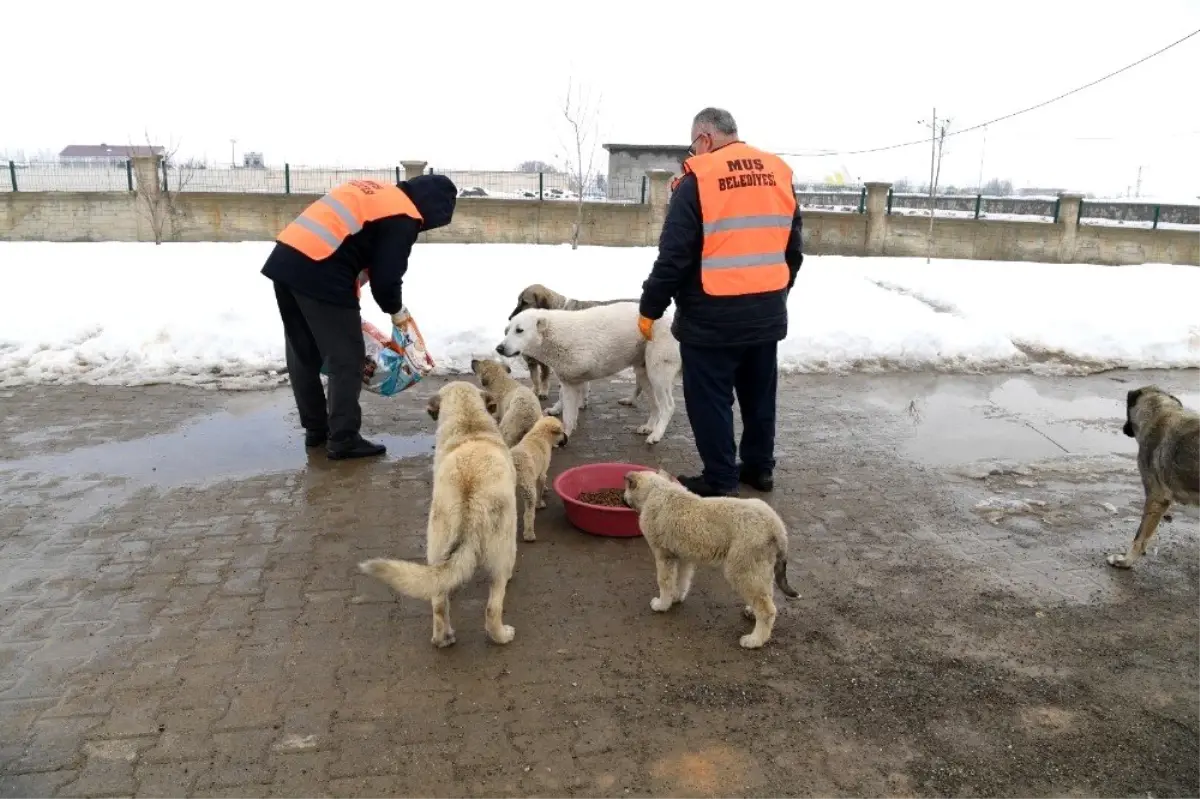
{"left": 553, "top": 462, "right": 653, "bottom": 538}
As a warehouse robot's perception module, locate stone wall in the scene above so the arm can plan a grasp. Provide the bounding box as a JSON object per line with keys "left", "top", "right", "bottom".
{"left": 1, "top": 169, "right": 1196, "bottom": 267}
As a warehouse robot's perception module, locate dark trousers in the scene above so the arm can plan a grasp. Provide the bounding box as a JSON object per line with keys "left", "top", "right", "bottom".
{"left": 680, "top": 341, "right": 779, "bottom": 491}
{"left": 273, "top": 282, "right": 365, "bottom": 442}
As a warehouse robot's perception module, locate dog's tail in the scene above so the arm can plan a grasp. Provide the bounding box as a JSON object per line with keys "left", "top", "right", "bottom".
{"left": 358, "top": 501, "right": 486, "bottom": 600}
{"left": 773, "top": 533, "right": 800, "bottom": 599}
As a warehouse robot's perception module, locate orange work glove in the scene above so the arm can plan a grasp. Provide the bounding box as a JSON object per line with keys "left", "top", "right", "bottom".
{"left": 637, "top": 315, "right": 654, "bottom": 341}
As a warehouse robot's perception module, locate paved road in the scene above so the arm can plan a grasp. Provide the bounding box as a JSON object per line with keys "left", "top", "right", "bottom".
{"left": 0, "top": 371, "right": 1196, "bottom": 798}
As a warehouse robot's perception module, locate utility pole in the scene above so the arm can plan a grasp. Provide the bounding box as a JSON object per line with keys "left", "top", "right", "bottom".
{"left": 230, "top": 139, "right": 238, "bottom": 169}
{"left": 918, "top": 109, "right": 950, "bottom": 264}
{"left": 976, "top": 125, "right": 987, "bottom": 192}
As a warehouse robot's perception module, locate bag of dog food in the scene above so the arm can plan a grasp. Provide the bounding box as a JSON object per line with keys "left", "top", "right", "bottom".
{"left": 321, "top": 305, "right": 435, "bottom": 397}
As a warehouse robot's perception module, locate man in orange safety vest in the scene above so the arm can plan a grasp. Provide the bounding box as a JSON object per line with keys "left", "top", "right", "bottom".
{"left": 262, "top": 174, "right": 457, "bottom": 460}
{"left": 637, "top": 108, "right": 804, "bottom": 497}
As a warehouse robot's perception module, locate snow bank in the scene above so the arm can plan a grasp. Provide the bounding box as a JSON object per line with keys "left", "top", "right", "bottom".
{"left": 0, "top": 242, "right": 1196, "bottom": 388}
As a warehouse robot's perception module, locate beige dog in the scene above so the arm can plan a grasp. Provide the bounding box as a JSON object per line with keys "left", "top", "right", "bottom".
{"left": 510, "top": 416, "right": 568, "bottom": 542}
{"left": 471, "top": 357, "right": 543, "bottom": 447}
{"left": 359, "top": 381, "right": 519, "bottom": 647}
{"left": 1107, "top": 385, "right": 1199, "bottom": 569}
{"left": 623, "top": 469, "right": 800, "bottom": 649}
{"left": 508, "top": 283, "right": 639, "bottom": 403}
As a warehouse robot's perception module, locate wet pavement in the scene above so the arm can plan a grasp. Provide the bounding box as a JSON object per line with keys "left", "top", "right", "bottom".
{"left": 0, "top": 371, "right": 1196, "bottom": 798}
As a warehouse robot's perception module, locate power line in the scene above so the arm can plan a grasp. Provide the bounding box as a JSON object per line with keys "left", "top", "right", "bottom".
{"left": 775, "top": 28, "right": 1200, "bottom": 158}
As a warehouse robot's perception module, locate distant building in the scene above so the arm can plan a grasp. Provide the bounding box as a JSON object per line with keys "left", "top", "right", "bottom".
{"left": 243, "top": 152, "right": 265, "bottom": 169}
{"left": 59, "top": 144, "right": 166, "bottom": 167}
{"left": 603, "top": 143, "right": 690, "bottom": 201}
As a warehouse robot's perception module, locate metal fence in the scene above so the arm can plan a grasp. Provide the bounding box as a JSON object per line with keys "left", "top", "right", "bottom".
{"left": 1, "top": 160, "right": 648, "bottom": 204}
{"left": 4, "top": 160, "right": 1195, "bottom": 226}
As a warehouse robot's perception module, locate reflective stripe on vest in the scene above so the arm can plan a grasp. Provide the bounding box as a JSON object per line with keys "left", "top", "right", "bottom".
{"left": 684, "top": 143, "right": 796, "bottom": 297}
{"left": 276, "top": 179, "right": 423, "bottom": 262}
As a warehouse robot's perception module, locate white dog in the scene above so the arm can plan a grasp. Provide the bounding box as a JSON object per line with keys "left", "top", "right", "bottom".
{"left": 495, "top": 302, "right": 681, "bottom": 444}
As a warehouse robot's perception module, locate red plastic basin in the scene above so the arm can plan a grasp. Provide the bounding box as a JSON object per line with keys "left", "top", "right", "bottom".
{"left": 553, "top": 462, "right": 654, "bottom": 538}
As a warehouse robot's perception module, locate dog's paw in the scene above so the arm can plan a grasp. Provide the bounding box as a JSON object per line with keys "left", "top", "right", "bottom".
{"left": 739, "top": 633, "right": 767, "bottom": 649}
{"left": 618, "top": 397, "right": 637, "bottom": 407}
{"left": 644, "top": 432, "right": 664, "bottom": 445}
{"left": 635, "top": 424, "right": 652, "bottom": 435}
{"left": 742, "top": 605, "right": 755, "bottom": 620}
{"left": 537, "top": 390, "right": 550, "bottom": 400}
{"left": 432, "top": 630, "right": 457, "bottom": 648}
{"left": 489, "top": 624, "right": 516, "bottom": 645}
{"left": 536, "top": 499, "right": 547, "bottom": 509}
{"left": 522, "top": 532, "right": 537, "bottom": 543}
{"left": 1106, "top": 553, "right": 1134, "bottom": 569}
{"left": 650, "top": 596, "right": 672, "bottom": 612}
{"left": 545, "top": 404, "right": 563, "bottom": 417}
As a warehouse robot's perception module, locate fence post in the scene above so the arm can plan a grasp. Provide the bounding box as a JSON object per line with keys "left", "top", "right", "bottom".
{"left": 8, "top": 160, "right": 16, "bottom": 192}
{"left": 1077, "top": 199, "right": 1084, "bottom": 225}
{"left": 886, "top": 187, "right": 894, "bottom": 215}
{"left": 973, "top": 193, "right": 982, "bottom": 219}
{"left": 538, "top": 172, "right": 544, "bottom": 201}
{"left": 1052, "top": 197, "right": 1061, "bottom": 223}
{"left": 395, "top": 166, "right": 401, "bottom": 187}
{"left": 857, "top": 186, "right": 866, "bottom": 214}
{"left": 284, "top": 163, "right": 291, "bottom": 194}
{"left": 161, "top": 159, "right": 168, "bottom": 192}
{"left": 126, "top": 159, "right": 134, "bottom": 191}
{"left": 640, "top": 175, "right": 647, "bottom": 204}
{"left": 1152, "top": 205, "right": 1161, "bottom": 230}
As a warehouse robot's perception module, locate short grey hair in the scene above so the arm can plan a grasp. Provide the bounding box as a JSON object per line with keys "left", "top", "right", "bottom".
{"left": 692, "top": 107, "right": 738, "bottom": 137}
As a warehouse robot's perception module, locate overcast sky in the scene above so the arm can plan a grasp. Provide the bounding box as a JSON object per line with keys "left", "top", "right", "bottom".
{"left": 3, "top": 0, "right": 1198, "bottom": 200}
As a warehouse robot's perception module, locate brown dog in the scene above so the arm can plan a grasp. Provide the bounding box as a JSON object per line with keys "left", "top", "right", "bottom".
{"left": 510, "top": 416, "right": 567, "bottom": 542}
{"left": 1107, "top": 385, "right": 1199, "bottom": 569}
{"left": 470, "top": 357, "right": 543, "bottom": 447}
{"left": 508, "top": 283, "right": 638, "bottom": 401}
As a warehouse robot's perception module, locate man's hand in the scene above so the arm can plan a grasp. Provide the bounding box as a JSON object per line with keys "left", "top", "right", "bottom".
{"left": 637, "top": 315, "right": 654, "bottom": 341}
{"left": 390, "top": 310, "right": 407, "bottom": 330}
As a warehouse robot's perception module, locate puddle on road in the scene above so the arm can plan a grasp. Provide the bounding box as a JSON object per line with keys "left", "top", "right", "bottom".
{"left": 0, "top": 402, "right": 435, "bottom": 490}
{"left": 864, "top": 374, "right": 1182, "bottom": 467}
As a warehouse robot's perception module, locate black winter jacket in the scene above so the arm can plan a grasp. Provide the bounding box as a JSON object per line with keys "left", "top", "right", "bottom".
{"left": 261, "top": 174, "right": 458, "bottom": 314}
{"left": 638, "top": 170, "right": 804, "bottom": 347}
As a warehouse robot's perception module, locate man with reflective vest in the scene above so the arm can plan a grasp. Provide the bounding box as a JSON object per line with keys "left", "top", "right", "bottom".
{"left": 637, "top": 108, "right": 803, "bottom": 497}
{"left": 261, "top": 174, "right": 458, "bottom": 460}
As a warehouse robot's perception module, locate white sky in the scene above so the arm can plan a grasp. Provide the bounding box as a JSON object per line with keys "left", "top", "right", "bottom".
{"left": 3, "top": 0, "right": 1198, "bottom": 201}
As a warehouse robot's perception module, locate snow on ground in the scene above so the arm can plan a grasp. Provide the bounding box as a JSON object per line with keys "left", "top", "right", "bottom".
{"left": 0, "top": 242, "right": 1196, "bottom": 388}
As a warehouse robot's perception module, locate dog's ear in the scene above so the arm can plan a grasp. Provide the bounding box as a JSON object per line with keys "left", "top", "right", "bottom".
{"left": 426, "top": 394, "right": 442, "bottom": 421}
{"left": 1122, "top": 388, "right": 1143, "bottom": 438}
{"left": 470, "top": 358, "right": 481, "bottom": 373}
{"left": 536, "top": 317, "right": 548, "bottom": 334}
{"left": 1166, "top": 392, "right": 1183, "bottom": 408}
{"left": 534, "top": 290, "right": 551, "bottom": 310}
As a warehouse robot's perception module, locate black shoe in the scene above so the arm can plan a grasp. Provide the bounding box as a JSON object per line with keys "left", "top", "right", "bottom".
{"left": 677, "top": 475, "right": 738, "bottom": 498}
{"left": 327, "top": 435, "right": 387, "bottom": 461}
{"left": 738, "top": 464, "right": 774, "bottom": 492}
{"left": 305, "top": 429, "right": 329, "bottom": 448}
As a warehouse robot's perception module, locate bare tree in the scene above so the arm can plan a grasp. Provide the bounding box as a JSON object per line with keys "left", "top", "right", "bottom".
{"left": 559, "top": 77, "right": 603, "bottom": 250}
{"left": 130, "top": 131, "right": 196, "bottom": 245}
{"left": 518, "top": 159, "right": 559, "bottom": 173}
{"left": 918, "top": 110, "right": 951, "bottom": 264}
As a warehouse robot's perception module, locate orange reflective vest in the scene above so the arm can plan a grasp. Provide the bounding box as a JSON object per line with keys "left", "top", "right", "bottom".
{"left": 277, "top": 179, "right": 423, "bottom": 261}
{"left": 277, "top": 179, "right": 423, "bottom": 300}
{"left": 682, "top": 142, "right": 796, "bottom": 297}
